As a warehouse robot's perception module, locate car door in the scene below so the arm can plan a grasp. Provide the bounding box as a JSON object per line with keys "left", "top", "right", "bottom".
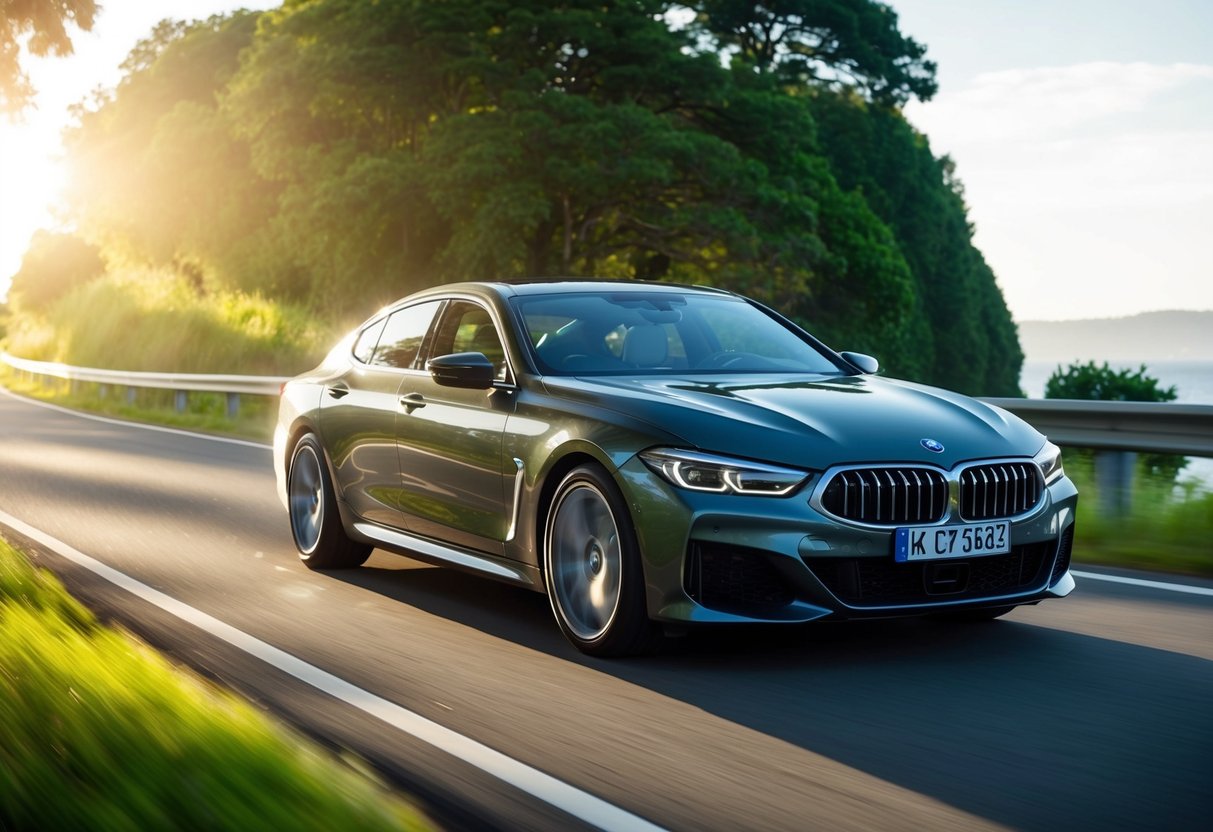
{"left": 320, "top": 300, "right": 442, "bottom": 527}
{"left": 395, "top": 298, "right": 515, "bottom": 556}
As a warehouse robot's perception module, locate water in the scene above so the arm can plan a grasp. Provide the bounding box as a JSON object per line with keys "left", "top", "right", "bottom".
{"left": 1018, "top": 360, "right": 1213, "bottom": 485}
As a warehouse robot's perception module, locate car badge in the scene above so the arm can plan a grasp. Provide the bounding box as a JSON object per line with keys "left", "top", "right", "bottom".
{"left": 920, "top": 438, "right": 945, "bottom": 453}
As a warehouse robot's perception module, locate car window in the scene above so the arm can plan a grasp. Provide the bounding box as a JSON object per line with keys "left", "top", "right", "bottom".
{"left": 370, "top": 301, "right": 442, "bottom": 369}
{"left": 517, "top": 292, "right": 844, "bottom": 376}
{"left": 429, "top": 300, "right": 509, "bottom": 381}
{"left": 351, "top": 317, "right": 388, "bottom": 364}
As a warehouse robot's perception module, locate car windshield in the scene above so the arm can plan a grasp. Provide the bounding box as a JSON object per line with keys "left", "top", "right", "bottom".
{"left": 514, "top": 291, "right": 846, "bottom": 376}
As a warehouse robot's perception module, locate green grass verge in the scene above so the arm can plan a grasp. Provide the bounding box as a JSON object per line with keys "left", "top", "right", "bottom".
{"left": 1066, "top": 453, "right": 1213, "bottom": 578}
{"left": 0, "top": 365, "right": 275, "bottom": 443}
{"left": 0, "top": 537, "right": 432, "bottom": 830}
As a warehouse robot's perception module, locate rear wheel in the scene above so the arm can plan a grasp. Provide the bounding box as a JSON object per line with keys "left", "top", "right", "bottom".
{"left": 288, "top": 434, "right": 371, "bottom": 569}
{"left": 544, "top": 464, "right": 658, "bottom": 656}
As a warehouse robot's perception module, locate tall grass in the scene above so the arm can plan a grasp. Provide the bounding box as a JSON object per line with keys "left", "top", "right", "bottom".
{"left": 5, "top": 268, "right": 334, "bottom": 375}
{"left": 1066, "top": 451, "right": 1213, "bottom": 577}
{"left": 0, "top": 537, "right": 429, "bottom": 830}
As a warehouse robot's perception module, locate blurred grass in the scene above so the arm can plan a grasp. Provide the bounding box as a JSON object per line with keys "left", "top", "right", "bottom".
{"left": 1066, "top": 451, "right": 1213, "bottom": 578}
{"left": 0, "top": 536, "right": 431, "bottom": 831}
{"left": 4, "top": 268, "right": 333, "bottom": 375}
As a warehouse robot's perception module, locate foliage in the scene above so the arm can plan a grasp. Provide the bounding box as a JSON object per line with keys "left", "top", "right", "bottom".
{"left": 1046, "top": 360, "right": 1185, "bottom": 483}
{"left": 4, "top": 267, "right": 332, "bottom": 374}
{"left": 0, "top": 0, "right": 96, "bottom": 114}
{"left": 685, "top": 0, "right": 937, "bottom": 104}
{"left": 0, "top": 537, "right": 429, "bottom": 829}
{"left": 7, "top": 229, "right": 104, "bottom": 311}
{"left": 31, "top": 0, "right": 1021, "bottom": 393}
{"left": 1044, "top": 360, "right": 1178, "bottom": 402}
{"left": 1063, "top": 454, "right": 1212, "bottom": 578}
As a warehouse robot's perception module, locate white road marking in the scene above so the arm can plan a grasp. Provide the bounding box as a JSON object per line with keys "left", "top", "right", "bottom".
{"left": 0, "top": 385, "right": 272, "bottom": 450}
{"left": 1072, "top": 570, "right": 1213, "bottom": 597}
{"left": 0, "top": 509, "right": 666, "bottom": 832}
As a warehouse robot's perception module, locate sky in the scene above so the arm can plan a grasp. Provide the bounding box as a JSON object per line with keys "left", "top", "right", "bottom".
{"left": 0, "top": 0, "right": 1211, "bottom": 322}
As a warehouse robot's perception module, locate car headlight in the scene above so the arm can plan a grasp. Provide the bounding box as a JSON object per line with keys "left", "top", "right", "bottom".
{"left": 639, "top": 448, "right": 811, "bottom": 496}
{"left": 1035, "top": 441, "right": 1065, "bottom": 485}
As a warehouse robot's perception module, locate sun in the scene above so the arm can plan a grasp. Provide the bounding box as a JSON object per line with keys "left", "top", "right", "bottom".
{"left": 0, "top": 121, "right": 67, "bottom": 300}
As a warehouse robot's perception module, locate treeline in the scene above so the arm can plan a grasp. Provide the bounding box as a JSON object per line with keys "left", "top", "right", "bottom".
{"left": 12, "top": 0, "right": 1021, "bottom": 393}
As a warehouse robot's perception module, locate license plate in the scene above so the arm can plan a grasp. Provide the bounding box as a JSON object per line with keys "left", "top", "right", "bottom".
{"left": 894, "top": 522, "right": 1010, "bottom": 562}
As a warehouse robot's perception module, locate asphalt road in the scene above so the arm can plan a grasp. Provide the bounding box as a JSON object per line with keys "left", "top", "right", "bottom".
{"left": 2, "top": 387, "right": 1210, "bottom": 831}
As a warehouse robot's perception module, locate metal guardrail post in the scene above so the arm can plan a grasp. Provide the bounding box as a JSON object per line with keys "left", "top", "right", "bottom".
{"left": 226, "top": 393, "right": 240, "bottom": 420}
{"left": 1094, "top": 450, "right": 1137, "bottom": 516}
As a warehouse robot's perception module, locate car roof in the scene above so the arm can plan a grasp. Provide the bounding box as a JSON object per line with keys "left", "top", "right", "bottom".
{"left": 367, "top": 279, "right": 739, "bottom": 324}
{"left": 445, "top": 278, "right": 735, "bottom": 298}
{"left": 490, "top": 278, "right": 727, "bottom": 298}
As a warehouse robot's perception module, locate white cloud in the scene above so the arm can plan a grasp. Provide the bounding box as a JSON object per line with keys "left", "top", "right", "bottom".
{"left": 904, "top": 62, "right": 1213, "bottom": 321}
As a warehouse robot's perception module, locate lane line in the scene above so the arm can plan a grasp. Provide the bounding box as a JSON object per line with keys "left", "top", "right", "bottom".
{"left": 1072, "top": 570, "right": 1213, "bottom": 597}
{"left": 0, "top": 509, "right": 666, "bottom": 832}
{"left": 0, "top": 385, "right": 272, "bottom": 450}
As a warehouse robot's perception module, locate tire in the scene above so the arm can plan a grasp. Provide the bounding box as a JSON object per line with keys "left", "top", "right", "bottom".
{"left": 287, "top": 434, "right": 371, "bottom": 569}
{"left": 543, "top": 464, "right": 659, "bottom": 657}
{"left": 937, "top": 605, "right": 1016, "bottom": 622}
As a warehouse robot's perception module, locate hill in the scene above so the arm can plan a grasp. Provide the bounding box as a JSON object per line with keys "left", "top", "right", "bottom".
{"left": 1018, "top": 310, "right": 1213, "bottom": 364}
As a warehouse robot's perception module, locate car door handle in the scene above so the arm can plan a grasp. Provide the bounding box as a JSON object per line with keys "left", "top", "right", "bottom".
{"left": 399, "top": 392, "right": 426, "bottom": 411}
{"left": 326, "top": 384, "right": 350, "bottom": 399}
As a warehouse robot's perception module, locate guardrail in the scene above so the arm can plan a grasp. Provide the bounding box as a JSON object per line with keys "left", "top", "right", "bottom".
{"left": 1, "top": 352, "right": 289, "bottom": 418}
{"left": 981, "top": 398, "right": 1213, "bottom": 457}
{"left": 4, "top": 351, "right": 1211, "bottom": 454}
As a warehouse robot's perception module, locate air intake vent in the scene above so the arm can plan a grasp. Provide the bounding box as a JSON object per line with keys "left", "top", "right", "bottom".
{"left": 819, "top": 467, "right": 948, "bottom": 526}
{"left": 958, "top": 462, "right": 1043, "bottom": 521}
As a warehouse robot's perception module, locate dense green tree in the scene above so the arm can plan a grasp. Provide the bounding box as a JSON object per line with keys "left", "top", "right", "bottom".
{"left": 1, "top": 0, "right": 96, "bottom": 114}
{"left": 42, "top": 0, "right": 1019, "bottom": 392}
{"left": 805, "top": 91, "right": 1022, "bottom": 393}
{"left": 686, "top": 0, "right": 937, "bottom": 104}
{"left": 1045, "top": 361, "right": 1178, "bottom": 403}
{"left": 1046, "top": 361, "right": 1184, "bottom": 482}
{"left": 7, "top": 230, "right": 103, "bottom": 311}
{"left": 64, "top": 12, "right": 273, "bottom": 289}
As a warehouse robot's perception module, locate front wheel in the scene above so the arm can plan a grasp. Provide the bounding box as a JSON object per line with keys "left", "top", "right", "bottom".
{"left": 288, "top": 434, "right": 371, "bottom": 569}
{"left": 544, "top": 464, "right": 658, "bottom": 656}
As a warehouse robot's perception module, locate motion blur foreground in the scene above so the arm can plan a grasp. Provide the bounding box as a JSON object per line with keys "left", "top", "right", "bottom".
{"left": 275, "top": 280, "right": 1076, "bottom": 655}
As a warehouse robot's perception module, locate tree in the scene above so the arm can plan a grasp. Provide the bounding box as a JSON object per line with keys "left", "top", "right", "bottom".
{"left": 7, "top": 230, "right": 104, "bottom": 311}
{"left": 686, "top": 0, "right": 937, "bottom": 104}
{"left": 1046, "top": 361, "right": 1184, "bottom": 482}
{"left": 1045, "top": 361, "right": 1178, "bottom": 403}
{"left": 1, "top": 0, "right": 97, "bottom": 114}
{"left": 51, "top": 0, "right": 1019, "bottom": 391}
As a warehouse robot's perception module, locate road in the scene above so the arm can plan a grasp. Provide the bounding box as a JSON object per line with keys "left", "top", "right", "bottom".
{"left": 1, "top": 386, "right": 1210, "bottom": 831}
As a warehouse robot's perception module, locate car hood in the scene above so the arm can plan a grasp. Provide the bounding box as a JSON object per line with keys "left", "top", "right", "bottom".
{"left": 543, "top": 373, "right": 1045, "bottom": 470}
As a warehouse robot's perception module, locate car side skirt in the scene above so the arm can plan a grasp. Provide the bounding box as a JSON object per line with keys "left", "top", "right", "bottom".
{"left": 349, "top": 520, "right": 542, "bottom": 590}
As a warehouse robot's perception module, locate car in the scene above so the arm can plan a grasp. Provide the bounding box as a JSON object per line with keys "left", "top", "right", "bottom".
{"left": 274, "top": 280, "right": 1077, "bottom": 655}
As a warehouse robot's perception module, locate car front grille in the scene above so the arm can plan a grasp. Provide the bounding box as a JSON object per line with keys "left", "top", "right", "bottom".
{"left": 685, "top": 542, "right": 795, "bottom": 612}
{"left": 958, "top": 462, "right": 1043, "bottom": 520}
{"left": 803, "top": 542, "right": 1051, "bottom": 607}
{"left": 819, "top": 467, "right": 948, "bottom": 525}
{"left": 1050, "top": 525, "right": 1075, "bottom": 585}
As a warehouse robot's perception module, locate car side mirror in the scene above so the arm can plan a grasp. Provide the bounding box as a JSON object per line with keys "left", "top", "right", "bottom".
{"left": 427, "top": 352, "right": 495, "bottom": 389}
{"left": 839, "top": 351, "right": 879, "bottom": 375}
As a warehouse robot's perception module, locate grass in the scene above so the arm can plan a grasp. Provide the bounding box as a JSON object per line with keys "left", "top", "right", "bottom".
{"left": 4, "top": 268, "right": 334, "bottom": 376}
{"left": 0, "top": 536, "right": 432, "bottom": 831}
{"left": 1066, "top": 451, "right": 1213, "bottom": 578}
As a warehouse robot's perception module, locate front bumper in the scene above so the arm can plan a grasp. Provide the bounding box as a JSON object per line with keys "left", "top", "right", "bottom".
{"left": 616, "top": 456, "right": 1079, "bottom": 625}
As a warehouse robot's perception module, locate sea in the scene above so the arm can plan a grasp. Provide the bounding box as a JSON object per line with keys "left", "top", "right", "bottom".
{"left": 1018, "top": 359, "right": 1213, "bottom": 486}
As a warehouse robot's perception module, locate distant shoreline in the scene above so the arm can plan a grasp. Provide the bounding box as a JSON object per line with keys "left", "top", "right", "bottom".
{"left": 1017, "top": 310, "right": 1213, "bottom": 365}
